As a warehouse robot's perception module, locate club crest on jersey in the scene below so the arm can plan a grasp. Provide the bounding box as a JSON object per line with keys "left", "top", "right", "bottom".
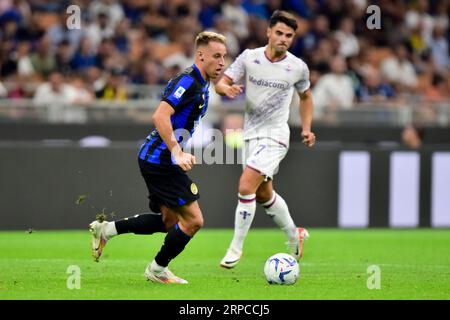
{"left": 286, "top": 65, "right": 292, "bottom": 72}
{"left": 253, "top": 58, "right": 261, "bottom": 64}
{"left": 190, "top": 183, "right": 198, "bottom": 195}
{"left": 174, "top": 86, "right": 186, "bottom": 99}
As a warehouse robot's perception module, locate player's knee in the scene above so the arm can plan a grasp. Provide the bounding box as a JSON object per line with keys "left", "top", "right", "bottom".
{"left": 184, "top": 216, "right": 203, "bottom": 235}
{"left": 238, "top": 175, "right": 250, "bottom": 194}
{"left": 162, "top": 214, "right": 178, "bottom": 231}
{"left": 193, "top": 215, "right": 204, "bottom": 231}
{"left": 256, "top": 189, "right": 272, "bottom": 203}
{"left": 238, "top": 183, "right": 256, "bottom": 196}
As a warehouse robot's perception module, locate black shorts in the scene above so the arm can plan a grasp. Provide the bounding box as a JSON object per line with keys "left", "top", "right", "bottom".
{"left": 138, "top": 158, "right": 200, "bottom": 213}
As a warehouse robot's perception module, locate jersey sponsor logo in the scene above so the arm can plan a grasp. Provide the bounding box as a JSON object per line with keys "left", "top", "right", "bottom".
{"left": 174, "top": 86, "right": 186, "bottom": 99}
{"left": 248, "top": 75, "right": 289, "bottom": 89}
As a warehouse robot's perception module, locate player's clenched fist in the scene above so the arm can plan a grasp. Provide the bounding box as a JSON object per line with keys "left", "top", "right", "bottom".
{"left": 301, "top": 131, "right": 316, "bottom": 147}
{"left": 172, "top": 151, "right": 196, "bottom": 171}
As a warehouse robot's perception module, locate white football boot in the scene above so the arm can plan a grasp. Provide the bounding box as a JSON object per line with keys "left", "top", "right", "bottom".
{"left": 89, "top": 220, "right": 110, "bottom": 262}
{"left": 144, "top": 262, "right": 188, "bottom": 284}
{"left": 220, "top": 247, "right": 243, "bottom": 269}
{"left": 287, "top": 227, "right": 310, "bottom": 261}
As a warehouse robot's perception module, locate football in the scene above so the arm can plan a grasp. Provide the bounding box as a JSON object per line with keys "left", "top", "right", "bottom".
{"left": 264, "top": 253, "right": 300, "bottom": 285}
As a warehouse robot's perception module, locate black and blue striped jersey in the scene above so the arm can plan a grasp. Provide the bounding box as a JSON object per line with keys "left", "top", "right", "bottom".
{"left": 139, "top": 64, "right": 210, "bottom": 165}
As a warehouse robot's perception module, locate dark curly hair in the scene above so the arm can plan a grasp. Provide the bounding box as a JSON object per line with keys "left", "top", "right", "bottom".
{"left": 269, "top": 10, "right": 298, "bottom": 31}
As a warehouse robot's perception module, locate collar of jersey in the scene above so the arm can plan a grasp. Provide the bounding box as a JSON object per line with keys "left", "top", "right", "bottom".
{"left": 192, "top": 64, "right": 207, "bottom": 85}
{"left": 263, "top": 46, "right": 288, "bottom": 63}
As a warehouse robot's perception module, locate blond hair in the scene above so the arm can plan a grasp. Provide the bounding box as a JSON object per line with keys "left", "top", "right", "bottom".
{"left": 195, "top": 31, "right": 227, "bottom": 48}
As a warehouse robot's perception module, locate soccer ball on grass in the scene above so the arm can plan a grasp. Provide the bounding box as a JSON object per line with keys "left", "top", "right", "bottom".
{"left": 264, "top": 253, "right": 299, "bottom": 285}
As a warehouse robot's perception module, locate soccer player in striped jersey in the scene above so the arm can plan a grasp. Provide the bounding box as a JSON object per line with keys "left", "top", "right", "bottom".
{"left": 215, "top": 11, "right": 315, "bottom": 269}
{"left": 89, "top": 31, "right": 227, "bottom": 284}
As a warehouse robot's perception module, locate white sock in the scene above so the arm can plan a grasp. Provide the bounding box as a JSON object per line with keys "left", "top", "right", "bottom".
{"left": 105, "top": 222, "right": 118, "bottom": 239}
{"left": 262, "top": 191, "right": 297, "bottom": 242}
{"left": 229, "top": 193, "right": 256, "bottom": 251}
{"left": 150, "top": 259, "right": 164, "bottom": 273}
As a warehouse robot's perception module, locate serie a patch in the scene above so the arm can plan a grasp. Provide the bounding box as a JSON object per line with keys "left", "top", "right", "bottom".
{"left": 174, "top": 86, "right": 186, "bottom": 99}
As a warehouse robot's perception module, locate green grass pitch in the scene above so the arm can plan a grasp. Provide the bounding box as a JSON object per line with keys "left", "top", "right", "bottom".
{"left": 1, "top": 229, "right": 449, "bottom": 300}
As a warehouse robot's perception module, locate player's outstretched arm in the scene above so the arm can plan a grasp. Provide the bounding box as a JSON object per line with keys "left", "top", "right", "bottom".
{"left": 152, "top": 101, "right": 196, "bottom": 171}
{"left": 215, "top": 76, "right": 243, "bottom": 99}
{"left": 299, "top": 89, "right": 316, "bottom": 147}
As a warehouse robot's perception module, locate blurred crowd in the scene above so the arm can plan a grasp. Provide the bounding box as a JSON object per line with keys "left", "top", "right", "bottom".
{"left": 0, "top": 0, "right": 449, "bottom": 113}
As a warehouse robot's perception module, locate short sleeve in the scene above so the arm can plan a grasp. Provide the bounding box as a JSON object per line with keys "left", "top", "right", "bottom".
{"left": 161, "top": 75, "right": 195, "bottom": 110}
{"left": 224, "top": 49, "right": 249, "bottom": 83}
{"left": 294, "top": 63, "right": 311, "bottom": 93}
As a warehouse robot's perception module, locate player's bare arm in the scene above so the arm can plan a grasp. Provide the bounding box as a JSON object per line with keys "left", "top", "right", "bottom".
{"left": 152, "top": 101, "right": 196, "bottom": 171}
{"left": 299, "top": 89, "right": 316, "bottom": 147}
{"left": 215, "top": 76, "right": 244, "bottom": 99}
